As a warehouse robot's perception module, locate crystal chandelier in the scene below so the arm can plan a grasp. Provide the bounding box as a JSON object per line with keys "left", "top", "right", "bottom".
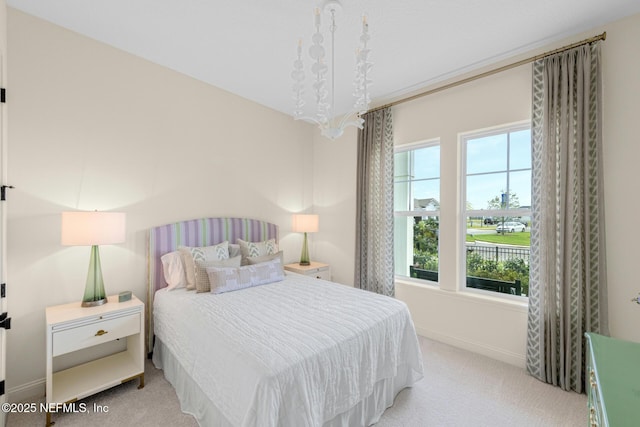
{"left": 292, "top": 0, "right": 372, "bottom": 140}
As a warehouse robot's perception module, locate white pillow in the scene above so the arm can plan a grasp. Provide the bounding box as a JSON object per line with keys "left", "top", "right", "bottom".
{"left": 179, "top": 241, "right": 230, "bottom": 290}
{"left": 194, "top": 256, "right": 241, "bottom": 293}
{"left": 237, "top": 238, "right": 278, "bottom": 265}
{"left": 207, "top": 258, "right": 284, "bottom": 294}
{"left": 160, "top": 251, "right": 186, "bottom": 290}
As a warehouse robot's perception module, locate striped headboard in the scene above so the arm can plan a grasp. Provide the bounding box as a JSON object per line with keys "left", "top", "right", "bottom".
{"left": 146, "top": 217, "right": 279, "bottom": 352}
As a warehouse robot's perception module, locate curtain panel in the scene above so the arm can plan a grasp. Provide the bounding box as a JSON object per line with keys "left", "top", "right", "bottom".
{"left": 526, "top": 42, "right": 608, "bottom": 392}
{"left": 355, "top": 107, "right": 395, "bottom": 296}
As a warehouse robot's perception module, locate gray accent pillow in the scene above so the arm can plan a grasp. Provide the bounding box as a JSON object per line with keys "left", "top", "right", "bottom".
{"left": 194, "top": 255, "right": 242, "bottom": 293}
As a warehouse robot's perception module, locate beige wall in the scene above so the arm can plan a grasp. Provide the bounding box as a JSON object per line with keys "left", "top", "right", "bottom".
{"left": 311, "top": 126, "right": 358, "bottom": 286}
{"left": 5, "top": 9, "right": 315, "bottom": 400}
{"left": 315, "top": 12, "right": 640, "bottom": 366}
{"left": 598, "top": 13, "right": 640, "bottom": 345}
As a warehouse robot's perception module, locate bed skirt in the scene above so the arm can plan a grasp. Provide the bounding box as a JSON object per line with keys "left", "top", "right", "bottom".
{"left": 153, "top": 338, "right": 416, "bottom": 426}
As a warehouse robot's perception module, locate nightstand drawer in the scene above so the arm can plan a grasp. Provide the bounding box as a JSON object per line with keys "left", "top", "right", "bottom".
{"left": 53, "top": 312, "right": 140, "bottom": 357}
{"left": 313, "top": 268, "right": 331, "bottom": 280}
{"left": 284, "top": 262, "right": 331, "bottom": 280}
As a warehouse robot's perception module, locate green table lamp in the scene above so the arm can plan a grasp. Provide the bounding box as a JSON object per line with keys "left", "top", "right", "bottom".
{"left": 61, "top": 211, "right": 126, "bottom": 307}
{"left": 292, "top": 214, "right": 319, "bottom": 266}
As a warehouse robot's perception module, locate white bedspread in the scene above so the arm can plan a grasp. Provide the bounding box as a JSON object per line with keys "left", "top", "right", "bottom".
{"left": 153, "top": 273, "right": 423, "bottom": 426}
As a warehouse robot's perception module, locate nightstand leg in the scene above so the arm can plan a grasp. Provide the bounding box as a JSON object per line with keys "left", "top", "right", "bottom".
{"left": 138, "top": 373, "right": 145, "bottom": 389}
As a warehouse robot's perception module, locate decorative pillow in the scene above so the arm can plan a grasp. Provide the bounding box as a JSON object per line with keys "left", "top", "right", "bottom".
{"left": 237, "top": 238, "right": 278, "bottom": 265}
{"left": 194, "top": 256, "right": 241, "bottom": 293}
{"left": 178, "top": 241, "right": 229, "bottom": 290}
{"left": 160, "top": 251, "right": 186, "bottom": 290}
{"left": 247, "top": 251, "right": 284, "bottom": 274}
{"left": 207, "top": 258, "right": 284, "bottom": 294}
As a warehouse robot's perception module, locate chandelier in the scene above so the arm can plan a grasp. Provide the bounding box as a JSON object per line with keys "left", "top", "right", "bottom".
{"left": 292, "top": 0, "right": 372, "bottom": 140}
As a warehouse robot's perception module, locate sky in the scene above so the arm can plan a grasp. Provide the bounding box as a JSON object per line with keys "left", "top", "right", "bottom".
{"left": 395, "top": 128, "right": 531, "bottom": 212}
{"left": 465, "top": 129, "right": 531, "bottom": 210}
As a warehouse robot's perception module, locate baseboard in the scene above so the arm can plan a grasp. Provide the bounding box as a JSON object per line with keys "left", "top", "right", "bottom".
{"left": 416, "top": 327, "right": 526, "bottom": 368}
{"left": 7, "top": 378, "right": 45, "bottom": 404}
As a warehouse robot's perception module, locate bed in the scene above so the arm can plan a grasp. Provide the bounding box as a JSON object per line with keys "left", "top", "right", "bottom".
{"left": 147, "top": 217, "right": 424, "bottom": 426}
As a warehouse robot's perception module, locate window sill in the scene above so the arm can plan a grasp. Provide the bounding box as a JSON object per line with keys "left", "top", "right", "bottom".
{"left": 394, "top": 276, "right": 529, "bottom": 312}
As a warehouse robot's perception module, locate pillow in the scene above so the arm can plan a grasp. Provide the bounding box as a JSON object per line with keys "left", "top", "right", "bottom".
{"left": 207, "top": 258, "right": 284, "bottom": 294}
{"left": 179, "top": 241, "right": 229, "bottom": 290}
{"left": 160, "top": 251, "right": 186, "bottom": 290}
{"left": 237, "top": 238, "right": 278, "bottom": 265}
{"left": 194, "top": 256, "right": 241, "bottom": 293}
{"left": 228, "top": 243, "right": 241, "bottom": 259}
{"left": 247, "top": 251, "right": 284, "bottom": 274}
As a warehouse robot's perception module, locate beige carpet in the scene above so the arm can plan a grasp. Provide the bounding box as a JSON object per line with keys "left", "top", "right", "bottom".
{"left": 7, "top": 336, "right": 586, "bottom": 426}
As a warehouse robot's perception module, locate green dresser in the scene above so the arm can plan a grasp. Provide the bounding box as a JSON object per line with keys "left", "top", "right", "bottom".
{"left": 585, "top": 333, "right": 640, "bottom": 427}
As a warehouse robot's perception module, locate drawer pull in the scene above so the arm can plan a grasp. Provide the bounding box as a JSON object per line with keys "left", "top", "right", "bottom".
{"left": 589, "top": 370, "right": 597, "bottom": 388}
{"left": 95, "top": 329, "right": 108, "bottom": 336}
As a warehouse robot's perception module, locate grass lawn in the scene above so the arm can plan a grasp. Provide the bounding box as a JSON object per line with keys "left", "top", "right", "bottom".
{"left": 467, "top": 232, "right": 531, "bottom": 246}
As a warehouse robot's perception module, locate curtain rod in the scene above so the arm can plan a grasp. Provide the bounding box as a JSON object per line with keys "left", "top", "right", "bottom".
{"left": 366, "top": 31, "right": 606, "bottom": 115}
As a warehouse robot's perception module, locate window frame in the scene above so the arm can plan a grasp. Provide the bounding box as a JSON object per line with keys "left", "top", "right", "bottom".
{"left": 394, "top": 138, "right": 441, "bottom": 284}
{"left": 460, "top": 121, "right": 531, "bottom": 299}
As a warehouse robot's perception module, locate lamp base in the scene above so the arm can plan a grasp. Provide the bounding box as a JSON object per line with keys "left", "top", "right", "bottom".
{"left": 299, "top": 232, "right": 311, "bottom": 266}
{"left": 81, "top": 245, "right": 108, "bottom": 308}
{"left": 81, "top": 297, "right": 107, "bottom": 307}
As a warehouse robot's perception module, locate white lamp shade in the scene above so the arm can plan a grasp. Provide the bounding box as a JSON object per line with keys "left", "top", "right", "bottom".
{"left": 61, "top": 211, "right": 126, "bottom": 246}
{"left": 292, "top": 214, "right": 319, "bottom": 233}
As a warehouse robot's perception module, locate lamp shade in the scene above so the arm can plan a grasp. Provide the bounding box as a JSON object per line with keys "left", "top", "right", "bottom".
{"left": 292, "top": 214, "right": 319, "bottom": 233}
{"left": 61, "top": 211, "right": 126, "bottom": 246}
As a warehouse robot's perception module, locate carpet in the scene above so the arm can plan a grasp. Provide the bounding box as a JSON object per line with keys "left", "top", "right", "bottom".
{"left": 7, "top": 336, "right": 586, "bottom": 426}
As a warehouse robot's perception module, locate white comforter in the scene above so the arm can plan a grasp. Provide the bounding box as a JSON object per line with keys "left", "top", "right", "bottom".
{"left": 153, "top": 273, "right": 423, "bottom": 426}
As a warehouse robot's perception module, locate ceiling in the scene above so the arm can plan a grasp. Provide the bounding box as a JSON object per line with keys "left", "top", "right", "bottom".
{"left": 7, "top": 0, "right": 640, "bottom": 117}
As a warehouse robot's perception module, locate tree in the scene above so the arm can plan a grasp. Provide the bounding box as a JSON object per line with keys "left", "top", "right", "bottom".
{"left": 487, "top": 190, "right": 520, "bottom": 210}
{"left": 413, "top": 218, "right": 439, "bottom": 270}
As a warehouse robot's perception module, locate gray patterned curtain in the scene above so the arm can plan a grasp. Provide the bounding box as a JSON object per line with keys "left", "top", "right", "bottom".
{"left": 355, "top": 107, "right": 394, "bottom": 296}
{"left": 526, "top": 42, "right": 608, "bottom": 392}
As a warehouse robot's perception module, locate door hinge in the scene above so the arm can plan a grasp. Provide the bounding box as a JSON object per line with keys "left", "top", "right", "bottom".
{"left": 0, "top": 283, "right": 4, "bottom": 298}
{"left": 0, "top": 88, "right": 5, "bottom": 103}
{"left": 1, "top": 185, "right": 13, "bottom": 201}
{"left": 0, "top": 380, "right": 4, "bottom": 396}
{"left": 0, "top": 312, "right": 10, "bottom": 330}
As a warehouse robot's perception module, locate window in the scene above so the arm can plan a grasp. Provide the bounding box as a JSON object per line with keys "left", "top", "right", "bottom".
{"left": 394, "top": 141, "right": 440, "bottom": 283}
{"left": 462, "top": 123, "right": 531, "bottom": 297}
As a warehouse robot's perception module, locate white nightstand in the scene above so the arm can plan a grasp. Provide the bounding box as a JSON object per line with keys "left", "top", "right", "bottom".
{"left": 284, "top": 261, "right": 331, "bottom": 280}
{"left": 45, "top": 295, "right": 145, "bottom": 426}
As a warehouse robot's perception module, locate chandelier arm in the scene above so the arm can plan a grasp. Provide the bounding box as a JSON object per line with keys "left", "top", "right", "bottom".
{"left": 336, "top": 105, "right": 363, "bottom": 128}
{"left": 340, "top": 119, "right": 365, "bottom": 130}
{"left": 294, "top": 116, "right": 323, "bottom": 126}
